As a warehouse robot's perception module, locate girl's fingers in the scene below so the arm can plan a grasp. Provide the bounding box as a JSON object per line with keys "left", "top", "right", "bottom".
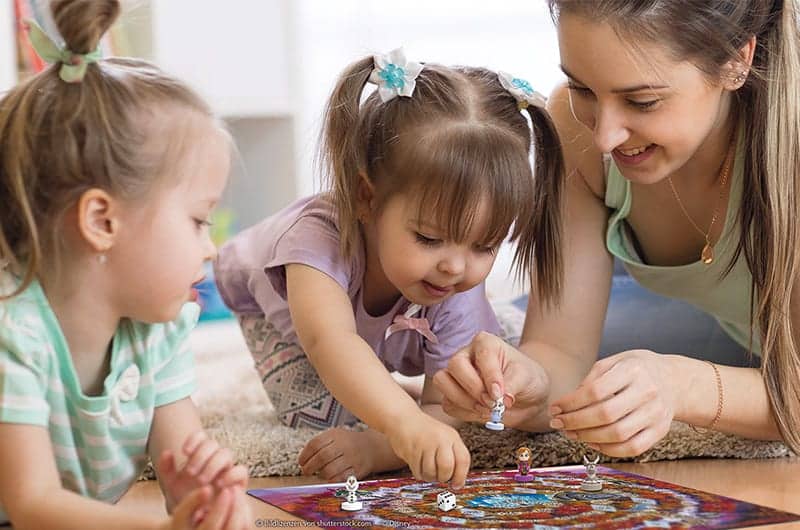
{"left": 329, "top": 466, "right": 357, "bottom": 483}
{"left": 420, "top": 447, "right": 438, "bottom": 483}
{"left": 298, "top": 434, "right": 334, "bottom": 467}
{"left": 198, "top": 488, "right": 234, "bottom": 530}
{"left": 451, "top": 442, "right": 471, "bottom": 489}
{"left": 184, "top": 439, "right": 221, "bottom": 475}
{"left": 215, "top": 464, "right": 249, "bottom": 489}
{"left": 299, "top": 441, "right": 342, "bottom": 476}
{"left": 444, "top": 352, "right": 488, "bottom": 401}
{"left": 172, "top": 486, "right": 212, "bottom": 527}
{"left": 434, "top": 370, "right": 483, "bottom": 412}
{"left": 182, "top": 431, "right": 209, "bottom": 455}
{"left": 197, "top": 447, "right": 234, "bottom": 484}
{"left": 158, "top": 450, "right": 176, "bottom": 478}
{"left": 441, "top": 397, "right": 489, "bottom": 423}
{"left": 223, "top": 490, "right": 251, "bottom": 530}
{"left": 435, "top": 445, "right": 456, "bottom": 484}
{"left": 317, "top": 454, "right": 352, "bottom": 481}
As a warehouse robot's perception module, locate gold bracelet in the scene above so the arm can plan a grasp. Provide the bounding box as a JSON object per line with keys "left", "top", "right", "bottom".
{"left": 690, "top": 360, "right": 724, "bottom": 432}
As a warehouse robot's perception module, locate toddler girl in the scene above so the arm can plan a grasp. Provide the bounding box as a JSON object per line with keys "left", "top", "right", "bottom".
{"left": 0, "top": 1, "right": 250, "bottom": 528}
{"left": 215, "top": 48, "right": 563, "bottom": 488}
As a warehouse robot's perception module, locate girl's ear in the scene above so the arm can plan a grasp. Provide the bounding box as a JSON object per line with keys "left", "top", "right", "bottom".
{"left": 356, "top": 171, "right": 376, "bottom": 222}
{"left": 724, "top": 34, "right": 756, "bottom": 90}
{"left": 77, "top": 188, "right": 120, "bottom": 252}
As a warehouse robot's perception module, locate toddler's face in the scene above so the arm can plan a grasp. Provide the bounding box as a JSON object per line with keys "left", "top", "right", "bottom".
{"left": 109, "top": 118, "right": 230, "bottom": 323}
{"left": 558, "top": 13, "right": 735, "bottom": 185}
{"left": 363, "top": 193, "right": 498, "bottom": 309}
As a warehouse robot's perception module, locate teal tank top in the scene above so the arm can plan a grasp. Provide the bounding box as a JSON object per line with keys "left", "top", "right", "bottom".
{"left": 604, "top": 138, "right": 759, "bottom": 353}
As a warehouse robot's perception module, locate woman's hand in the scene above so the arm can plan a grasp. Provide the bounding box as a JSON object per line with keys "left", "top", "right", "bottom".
{"left": 549, "top": 349, "right": 680, "bottom": 457}
{"left": 433, "top": 332, "right": 551, "bottom": 431}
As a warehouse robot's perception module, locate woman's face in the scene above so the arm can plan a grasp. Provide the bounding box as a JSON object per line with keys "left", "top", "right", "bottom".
{"left": 557, "top": 13, "right": 735, "bottom": 184}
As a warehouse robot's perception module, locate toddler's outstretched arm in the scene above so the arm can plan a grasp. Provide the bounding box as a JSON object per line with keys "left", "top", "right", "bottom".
{"left": 286, "top": 263, "right": 470, "bottom": 487}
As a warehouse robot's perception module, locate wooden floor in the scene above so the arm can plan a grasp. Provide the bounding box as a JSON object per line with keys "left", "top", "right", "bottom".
{"left": 117, "top": 457, "right": 800, "bottom": 529}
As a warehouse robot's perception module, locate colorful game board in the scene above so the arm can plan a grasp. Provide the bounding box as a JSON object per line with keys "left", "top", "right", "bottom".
{"left": 249, "top": 466, "right": 800, "bottom": 529}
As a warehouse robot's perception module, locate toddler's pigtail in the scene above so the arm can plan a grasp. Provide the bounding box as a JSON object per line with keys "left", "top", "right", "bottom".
{"left": 0, "top": 85, "right": 43, "bottom": 299}
{"left": 320, "top": 57, "right": 375, "bottom": 259}
{"left": 521, "top": 105, "right": 564, "bottom": 307}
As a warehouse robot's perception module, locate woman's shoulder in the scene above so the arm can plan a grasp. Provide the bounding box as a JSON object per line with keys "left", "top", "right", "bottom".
{"left": 547, "top": 83, "right": 606, "bottom": 199}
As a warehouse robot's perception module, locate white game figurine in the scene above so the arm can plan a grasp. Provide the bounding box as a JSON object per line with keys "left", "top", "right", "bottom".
{"left": 437, "top": 491, "right": 457, "bottom": 512}
{"left": 580, "top": 454, "right": 603, "bottom": 492}
{"left": 484, "top": 397, "right": 505, "bottom": 431}
{"left": 340, "top": 475, "right": 363, "bottom": 511}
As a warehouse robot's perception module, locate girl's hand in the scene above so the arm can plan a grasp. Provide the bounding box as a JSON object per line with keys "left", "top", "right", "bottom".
{"left": 158, "top": 431, "right": 247, "bottom": 510}
{"left": 385, "top": 413, "right": 471, "bottom": 488}
{"left": 433, "top": 332, "right": 551, "bottom": 430}
{"left": 549, "top": 349, "right": 678, "bottom": 457}
{"left": 163, "top": 485, "right": 249, "bottom": 530}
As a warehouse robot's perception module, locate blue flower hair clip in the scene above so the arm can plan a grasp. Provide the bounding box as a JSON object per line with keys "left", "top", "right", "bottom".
{"left": 368, "top": 48, "right": 424, "bottom": 102}
{"left": 498, "top": 71, "right": 547, "bottom": 110}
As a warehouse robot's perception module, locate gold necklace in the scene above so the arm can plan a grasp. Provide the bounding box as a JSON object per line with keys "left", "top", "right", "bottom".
{"left": 666, "top": 144, "right": 734, "bottom": 265}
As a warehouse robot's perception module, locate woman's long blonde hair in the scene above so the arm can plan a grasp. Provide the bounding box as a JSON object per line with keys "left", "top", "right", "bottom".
{"left": 547, "top": 0, "right": 800, "bottom": 453}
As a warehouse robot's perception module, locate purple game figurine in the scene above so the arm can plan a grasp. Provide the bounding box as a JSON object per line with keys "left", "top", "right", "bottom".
{"left": 515, "top": 446, "right": 534, "bottom": 482}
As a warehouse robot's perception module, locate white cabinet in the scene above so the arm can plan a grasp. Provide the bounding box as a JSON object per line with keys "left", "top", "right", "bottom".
{"left": 0, "top": 0, "right": 16, "bottom": 94}
{"left": 1, "top": 0, "right": 299, "bottom": 228}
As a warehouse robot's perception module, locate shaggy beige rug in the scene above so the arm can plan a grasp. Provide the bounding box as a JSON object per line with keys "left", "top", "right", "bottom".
{"left": 141, "top": 305, "right": 792, "bottom": 480}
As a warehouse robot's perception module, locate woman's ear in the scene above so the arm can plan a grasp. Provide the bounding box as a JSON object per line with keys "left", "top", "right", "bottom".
{"left": 76, "top": 188, "right": 120, "bottom": 252}
{"left": 356, "top": 171, "right": 376, "bottom": 222}
{"left": 724, "top": 34, "right": 756, "bottom": 90}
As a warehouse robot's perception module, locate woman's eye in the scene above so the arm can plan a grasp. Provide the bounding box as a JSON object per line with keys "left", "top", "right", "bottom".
{"left": 629, "top": 99, "right": 661, "bottom": 110}
{"left": 567, "top": 84, "right": 594, "bottom": 97}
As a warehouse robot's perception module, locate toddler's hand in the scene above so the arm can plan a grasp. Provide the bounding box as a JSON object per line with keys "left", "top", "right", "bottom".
{"left": 159, "top": 431, "right": 246, "bottom": 510}
{"left": 386, "top": 414, "right": 470, "bottom": 488}
{"left": 298, "top": 427, "right": 372, "bottom": 481}
{"left": 162, "top": 485, "right": 249, "bottom": 530}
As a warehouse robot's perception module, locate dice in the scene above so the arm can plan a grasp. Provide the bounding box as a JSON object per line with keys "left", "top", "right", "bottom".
{"left": 437, "top": 491, "right": 456, "bottom": 511}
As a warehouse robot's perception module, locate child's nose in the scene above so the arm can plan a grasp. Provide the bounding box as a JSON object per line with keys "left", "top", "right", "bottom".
{"left": 437, "top": 252, "right": 466, "bottom": 276}
{"left": 204, "top": 234, "right": 218, "bottom": 261}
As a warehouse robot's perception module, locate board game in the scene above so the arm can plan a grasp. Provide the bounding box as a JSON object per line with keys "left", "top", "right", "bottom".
{"left": 248, "top": 466, "right": 800, "bottom": 529}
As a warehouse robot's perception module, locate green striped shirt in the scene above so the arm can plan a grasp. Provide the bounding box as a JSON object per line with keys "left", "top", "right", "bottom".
{"left": 0, "top": 272, "right": 198, "bottom": 521}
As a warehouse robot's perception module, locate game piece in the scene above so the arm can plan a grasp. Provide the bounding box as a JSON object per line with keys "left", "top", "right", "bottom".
{"left": 514, "top": 446, "right": 534, "bottom": 482}
{"left": 581, "top": 454, "right": 603, "bottom": 492}
{"left": 340, "top": 475, "right": 363, "bottom": 511}
{"left": 484, "top": 397, "right": 505, "bottom": 431}
{"left": 250, "top": 466, "right": 800, "bottom": 528}
{"left": 436, "top": 491, "right": 457, "bottom": 511}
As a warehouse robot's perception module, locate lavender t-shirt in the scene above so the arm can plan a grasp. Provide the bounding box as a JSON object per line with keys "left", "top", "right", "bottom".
{"left": 213, "top": 195, "right": 501, "bottom": 377}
